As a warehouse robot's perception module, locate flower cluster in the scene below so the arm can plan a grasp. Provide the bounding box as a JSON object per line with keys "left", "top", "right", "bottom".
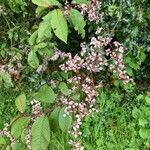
{"left": 0, "top": 123, "right": 17, "bottom": 146}
{"left": 105, "top": 41, "right": 132, "bottom": 84}
{"left": 0, "top": 55, "right": 22, "bottom": 82}
{"left": 49, "top": 26, "right": 132, "bottom": 149}
{"left": 59, "top": 74, "right": 101, "bottom": 150}
{"left": 36, "top": 61, "right": 48, "bottom": 73}
{"left": 88, "top": 0, "right": 102, "bottom": 22}
{"left": 69, "top": 140, "right": 84, "bottom": 150}
{"left": 50, "top": 48, "right": 71, "bottom": 61}
{"left": 74, "top": 0, "right": 102, "bottom": 23}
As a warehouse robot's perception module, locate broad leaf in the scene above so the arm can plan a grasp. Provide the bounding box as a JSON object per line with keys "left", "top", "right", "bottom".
{"left": 15, "top": 94, "right": 26, "bottom": 113}
{"left": 58, "top": 82, "right": 70, "bottom": 96}
{"left": 31, "top": 116, "right": 50, "bottom": 150}
{"left": 28, "top": 51, "right": 39, "bottom": 69}
{"left": 59, "top": 107, "right": 72, "bottom": 132}
{"left": 51, "top": 9, "right": 68, "bottom": 43}
{"left": 38, "top": 12, "right": 52, "bottom": 41}
{"left": 32, "top": 0, "right": 61, "bottom": 7}
{"left": 34, "top": 84, "right": 56, "bottom": 103}
{"left": 69, "top": 9, "right": 86, "bottom": 38}
{"left": 49, "top": 106, "right": 61, "bottom": 131}
{"left": 11, "top": 117, "right": 30, "bottom": 138}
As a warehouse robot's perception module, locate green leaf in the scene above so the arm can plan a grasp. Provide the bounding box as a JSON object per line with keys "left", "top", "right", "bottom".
{"left": 34, "top": 84, "right": 56, "bottom": 103}
{"left": 28, "top": 31, "right": 38, "bottom": 46}
{"left": 0, "top": 137, "right": 6, "bottom": 146}
{"left": 12, "top": 142, "right": 24, "bottom": 150}
{"left": 6, "top": 145, "right": 11, "bottom": 150}
{"left": 15, "top": 94, "right": 26, "bottom": 113}
{"left": 49, "top": 106, "right": 61, "bottom": 131}
{"left": 145, "top": 95, "right": 150, "bottom": 105}
{"left": 132, "top": 107, "right": 140, "bottom": 119}
{"left": 72, "top": 0, "right": 89, "bottom": 5}
{"left": 71, "top": 93, "right": 81, "bottom": 101}
{"left": 138, "top": 118, "right": 148, "bottom": 126}
{"left": 28, "top": 51, "right": 39, "bottom": 69}
{"left": 58, "top": 82, "right": 70, "bottom": 96}
{"left": 31, "top": 116, "right": 50, "bottom": 150}
{"left": 69, "top": 9, "right": 86, "bottom": 38}
{"left": 38, "top": 48, "right": 54, "bottom": 58}
{"left": 0, "top": 72, "right": 13, "bottom": 88}
{"left": 32, "top": 0, "right": 61, "bottom": 7}
{"left": 139, "top": 128, "right": 150, "bottom": 139}
{"left": 36, "top": 7, "right": 46, "bottom": 16}
{"left": 11, "top": 117, "right": 30, "bottom": 138}
{"left": 59, "top": 107, "right": 72, "bottom": 132}
{"left": 51, "top": 9, "right": 68, "bottom": 43}
{"left": 60, "top": 71, "right": 69, "bottom": 80}
{"left": 38, "top": 12, "right": 52, "bottom": 41}
{"left": 34, "top": 42, "right": 47, "bottom": 50}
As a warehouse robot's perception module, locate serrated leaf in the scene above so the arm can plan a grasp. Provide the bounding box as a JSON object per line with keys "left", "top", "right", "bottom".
{"left": 69, "top": 9, "right": 86, "bottom": 38}
{"left": 58, "top": 82, "right": 70, "bottom": 96}
{"left": 31, "top": 116, "right": 50, "bottom": 150}
{"left": 51, "top": 9, "right": 68, "bottom": 43}
{"left": 28, "top": 51, "right": 39, "bottom": 69}
{"left": 32, "top": 0, "right": 61, "bottom": 7}
{"left": 49, "top": 106, "right": 61, "bottom": 131}
{"left": 15, "top": 94, "right": 26, "bottom": 113}
{"left": 11, "top": 117, "right": 30, "bottom": 138}
{"left": 34, "top": 84, "right": 56, "bottom": 103}
{"left": 59, "top": 107, "right": 72, "bottom": 132}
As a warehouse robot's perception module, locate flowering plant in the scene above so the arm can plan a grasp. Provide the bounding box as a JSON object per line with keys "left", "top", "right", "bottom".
{"left": 2, "top": 0, "right": 147, "bottom": 150}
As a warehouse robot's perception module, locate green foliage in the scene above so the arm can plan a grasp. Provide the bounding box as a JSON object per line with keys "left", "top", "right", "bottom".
{"left": 28, "top": 51, "right": 39, "bottom": 69}
{"left": 58, "top": 82, "right": 70, "bottom": 96}
{"left": 51, "top": 9, "right": 68, "bottom": 43}
{"left": 59, "top": 107, "right": 72, "bottom": 132}
{"left": 11, "top": 117, "right": 30, "bottom": 138}
{"left": 15, "top": 94, "right": 26, "bottom": 113}
{"left": 32, "top": 0, "right": 61, "bottom": 7}
{"left": 69, "top": 9, "right": 86, "bottom": 38}
{"left": 49, "top": 106, "right": 61, "bottom": 131}
{"left": 31, "top": 115, "right": 50, "bottom": 150}
{"left": 0, "top": 0, "right": 150, "bottom": 149}
{"left": 34, "top": 84, "right": 56, "bottom": 103}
